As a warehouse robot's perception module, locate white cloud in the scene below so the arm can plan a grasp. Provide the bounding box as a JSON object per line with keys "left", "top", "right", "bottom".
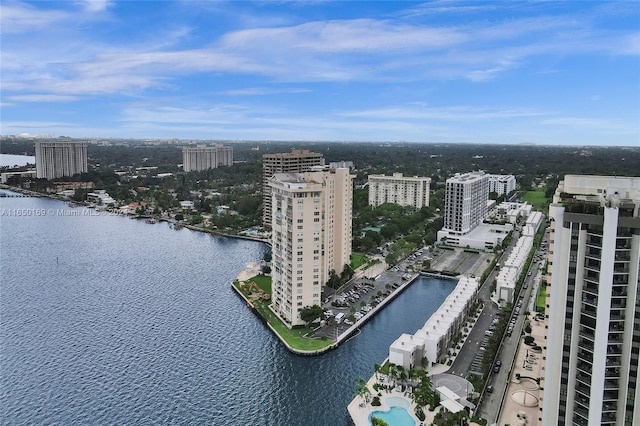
{"left": 77, "top": 0, "right": 112, "bottom": 13}
{"left": 0, "top": 120, "right": 78, "bottom": 132}
{"left": 220, "top": 19, "right": 467, "bottom": 53}
{"left": 223, "top": 87, "right": 311, "bottom": 96}
{"left": 342, "top": 104, "right": 544, "bottom": 121}
{"left": 8, "top": 94, "right": 79, "bottom": 102}
{"left": 0, "top": 2, "right": 68, "bottom": 33}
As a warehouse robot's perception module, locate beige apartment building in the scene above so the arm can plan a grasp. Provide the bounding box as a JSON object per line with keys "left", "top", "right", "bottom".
{"left": 367, "top": 173, "right": 431, "bottom": 209}
{"left": 262, "top": 149, "right": 324, "bottom": 230}
{"left": 35, "top": 141, "right": 88, "bottom": 180}
{"left": 182, "top": 144, "right": 233, "bottom": 172}
{"left": 269, "top": 167, "right": 354, "bottom": 327}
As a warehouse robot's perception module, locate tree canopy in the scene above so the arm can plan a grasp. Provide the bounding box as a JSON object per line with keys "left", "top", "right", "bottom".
{"left": 299, "top": 305, "right": 323, "bottom": 325}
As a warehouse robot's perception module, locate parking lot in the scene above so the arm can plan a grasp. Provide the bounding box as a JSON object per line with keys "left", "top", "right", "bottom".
{"left": 311, "top": 246, "right": 433, "bottom": 340}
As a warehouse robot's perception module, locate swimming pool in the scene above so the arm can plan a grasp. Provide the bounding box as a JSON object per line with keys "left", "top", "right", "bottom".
{"left": 368, "top": 396, "right": 415, "bottom": 426}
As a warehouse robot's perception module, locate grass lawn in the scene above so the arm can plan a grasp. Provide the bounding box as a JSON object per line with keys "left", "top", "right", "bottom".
{"left": 522, "top": 188, "right": 551, "bottom": 213}
{"left": 536, "top": 284, "right": 547, "bottom": 312}
{"left": 351, "top": 253, "right": 367, "bottom": 269}
{"left": 234, "top": 278, "right": 334, "bottom": 352}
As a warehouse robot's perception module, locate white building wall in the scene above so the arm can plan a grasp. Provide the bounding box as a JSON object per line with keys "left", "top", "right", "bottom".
{"left": 368, "top": 173, "right": 431, "bottom": 209}
{"left": 389, "top": 276, "right": 479, "bottom": 369}
{"left": 487, "top": 174, "right": 516, "bottom": 196}
{"left": 442, "top": 171, "right": 489, "bottom": 235}
{"left": 183, "top": 145, "right": 233, "bottom": 172}
{"left": 35, "top": 141, "right": 88, "bottom": 180}
{"left": 543, "top": 175, "right": 640, "bottom": 426}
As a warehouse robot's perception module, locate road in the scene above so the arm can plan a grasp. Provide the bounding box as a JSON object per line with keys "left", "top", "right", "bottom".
{"left": 475, "top": 229, "right": 549, "bottom": 421}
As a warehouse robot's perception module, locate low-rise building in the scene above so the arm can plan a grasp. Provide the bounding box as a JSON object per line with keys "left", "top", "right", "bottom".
{"left": 1, "top": 170, "right": 37, "bottom": 183}
{"left": 495, "top": 201, "right": 533, "bottom": 224}
{"left": 496, "top": 235, "right": 533, "bottom": 305}
{"left": 389, "top": 276, "right": 479, "bottom": 369}
{"left": 86, "top": 190, "right": 116, "bottom": 206}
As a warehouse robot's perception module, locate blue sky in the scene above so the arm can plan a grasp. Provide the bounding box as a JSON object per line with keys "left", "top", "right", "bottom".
{"left": 1, "top": 1, "right": 639, "bottom": 146}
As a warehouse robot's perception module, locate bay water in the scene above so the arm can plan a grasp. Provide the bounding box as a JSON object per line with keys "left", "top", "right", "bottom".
{"left": 0, "top": 192, "right": 455, "bottom": 425}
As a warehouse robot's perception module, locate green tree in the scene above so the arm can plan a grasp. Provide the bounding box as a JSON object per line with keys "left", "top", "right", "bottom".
{"left": 299, "top": 305, "right": 323, "bottom": 325}
{"left": 355, "top": 377, "right": 371, "bottom": 402}
{"left": 371, "top": 417, "right": 389, "bottom": 426}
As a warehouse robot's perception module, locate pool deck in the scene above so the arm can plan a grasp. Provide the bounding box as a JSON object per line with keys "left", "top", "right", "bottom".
{"left": 347, "top": 373, "right": 440, "bottom": 426}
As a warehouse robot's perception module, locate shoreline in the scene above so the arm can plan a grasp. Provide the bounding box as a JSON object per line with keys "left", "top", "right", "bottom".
{"left": 0, "top": 184, "right": 271, "bottom": 245}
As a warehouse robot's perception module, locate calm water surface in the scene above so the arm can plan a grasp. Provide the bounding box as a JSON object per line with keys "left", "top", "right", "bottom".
{"left": 0, "top": 192, "right": 455, "bottom": 425}
{"left": 0, "top": 154, "right": 35, "bottom": 168}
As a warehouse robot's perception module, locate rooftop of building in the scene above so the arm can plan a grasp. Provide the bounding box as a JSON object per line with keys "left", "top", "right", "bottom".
{"left": 447, "top": 170, "right": 486, "bottom": 183}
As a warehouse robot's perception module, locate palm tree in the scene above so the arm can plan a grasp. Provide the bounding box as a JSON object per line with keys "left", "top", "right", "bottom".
{"left": 388, "top": 364, "right": 397, "bottom": 386}
{"left": 371, "top": 417, "right": 389, "bottom": 426}
{"left": 373, "top": 363, "right": 381, "bottom": 380}
{"left": 355, "top": 377, "right": 371, "bottom": 402}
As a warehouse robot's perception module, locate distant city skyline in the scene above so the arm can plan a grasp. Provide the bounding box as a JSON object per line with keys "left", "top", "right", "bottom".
{"left": 1, "top": 1, "right": 638, "bottom": 146}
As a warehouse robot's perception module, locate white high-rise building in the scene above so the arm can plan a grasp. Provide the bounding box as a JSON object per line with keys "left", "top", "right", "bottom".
{"left": 542, "top": 175, "right": 640, "bottom": 426}
{"left": 441, "top": 171, "right": 489, "bottom": 236}
{"left": 368, "top": 173, "right": 431, "bottom": 209}
{"left": 269, "top": 167, "right": 354, "bottom": 327}
{"left": 487, "top": 174, "right": 517, "bottom": 196}
{"left": 35, "top": 141, "right": 88, "bottom": 180}
{"left": 182, "top": 145, "right": 233, "bottom": 172}
{"left": 262, "top": 149, "right": 324, "bottom": 230}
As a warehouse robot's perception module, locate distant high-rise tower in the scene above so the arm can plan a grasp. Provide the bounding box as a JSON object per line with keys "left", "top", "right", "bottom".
{"left": 442, "top": 171, "right": 489, "bottom": 235}
{"left": 182, "top": 145, "right": 233, "bottom": 172}
{"left": 269, "top": 167, "right": 353, "bottom": 327}
{"left": 35, "top": 141, "right": 88, "bottom": 180}
{"left": 262, "top": 149, "right": 324, "bottom": 229}
{"left": 542, "top": 175, "right": 640, "bottom": 426}
{"left": 368, "top": 173, "right": 431, "bottom": 209}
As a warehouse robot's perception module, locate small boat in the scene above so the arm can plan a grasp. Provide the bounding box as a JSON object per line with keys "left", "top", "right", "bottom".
{"left": 145, "top": 218, "right": 157, "bottom": 224}
{"left": 173, "top": 223, "right": 183, "bottom": 230}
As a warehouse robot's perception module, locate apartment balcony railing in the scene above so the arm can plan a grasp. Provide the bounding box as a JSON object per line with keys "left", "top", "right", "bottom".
{"left": 575, "top": 376, "right": 591, "bottom": 389}
{"left": 575, "top": 383, "right": 591, "bottom": 397}
{"left": 573, "top": 406, "right": 589, "bottom": 420}
{"left": 606, "top": 358, "right": 622, "bottom": 367}
{"left": 604, "top": 367, "right": 620, "bottom": 378}
{"left": 610, "top": 300, "right": 626, "bottom": 309}
{"left": 613, "top": 276, "right": 628, "bottom": 285}
{"left": 609, "top": 310, "right": 625, "bottom": 321}
{"left": 578, "top": 339, "right": 594, "bottom": 351}
{"left": 608, "top": 334, "right": 623, "bottom": 343}
{"left": 607, "top": 345, "right": 622, "bottom": 355}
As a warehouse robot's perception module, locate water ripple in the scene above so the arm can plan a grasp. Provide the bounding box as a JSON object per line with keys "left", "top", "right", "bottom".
{"left": 1, "top": 195, "right": 454, "bottom": 425}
